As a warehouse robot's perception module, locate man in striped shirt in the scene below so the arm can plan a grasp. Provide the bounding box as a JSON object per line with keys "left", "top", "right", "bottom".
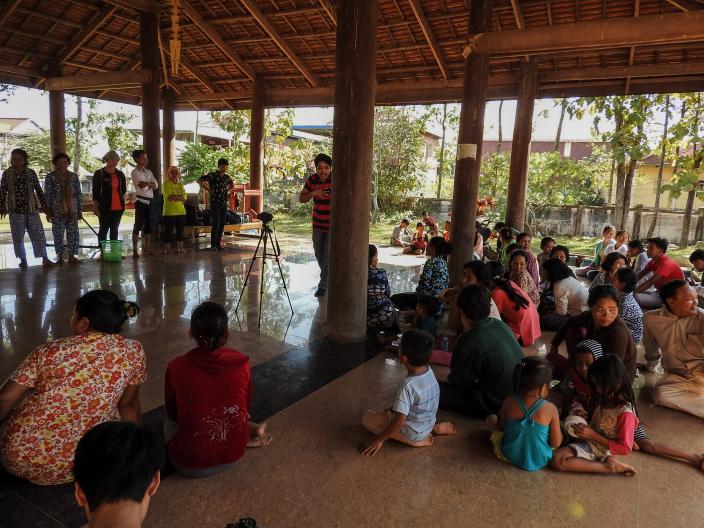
{"left": 300, "top": 154, "right": 332, "bottom": 297}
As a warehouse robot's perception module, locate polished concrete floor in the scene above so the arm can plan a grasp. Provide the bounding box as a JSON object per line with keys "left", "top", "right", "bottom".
{"left": 1, "top": 229, "right": 703, "bottom": 528}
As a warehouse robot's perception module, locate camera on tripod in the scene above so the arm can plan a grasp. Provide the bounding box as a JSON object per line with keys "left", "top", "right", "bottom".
{"left": 257, "top": 211, "right": 274, "bottom": 226}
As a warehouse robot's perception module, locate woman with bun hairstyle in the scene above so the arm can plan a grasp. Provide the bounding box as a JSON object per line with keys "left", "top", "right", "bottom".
{"left": 0, "top": 290, "right": 144, "bottom": 485}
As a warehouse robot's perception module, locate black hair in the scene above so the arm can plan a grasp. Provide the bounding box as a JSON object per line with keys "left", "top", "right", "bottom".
{"left": 417, "top": 294, "right": 440, "bottom": 316}
{"left": 508, "top": 249, "right": 530, "bottom": 268}
{"left": 131, "top": 149, "right": 146, "bottom": 163}
{"left": 11, "top": 148, "right": 28, "bottom": 164}
{"left": 512, "top": 356, "right": 553, "bottom": 395}
{"left": 600, "top": 251, "right": 627, "bottom": 273}
{"left": 540, "top": 236, "right": 556, "bottom": 249}
{"left": 463, "top": 260, "right": 492, "bottom": 288}
{"left": 588, "top": 355, "right": 638, "bottom": 416}
{"left": 401, "top": 218, "right": 410, "bottom": 225}
{"left": 191, "top": 301, "right": 228, "bottom": 350}
{"left": 602, "top": 224, "right": 615, "bottom": 235}
{"left": 499, "top": 227, "right": 514, "bottom": 241}
{"left": 427, "top": 236, "right": 452, "bottom": 260}
{"left": 627, "top": 239, "right": 644, "bottom": 253}
{"left": 615, "top": 230, "right": 628, "bottom": 238}
{"left": 456, "top": 284, "right": 492, "bottom": 321}
{"left": 689, "top": 249, "right": 704, "bottom": 263}
{"left": 368, "top": 244, "right": 378, "bottom": 266}
{"left": 543, "top": 258, "right": 574, "bottom": 283}
{"left": 400, "top": 329, "right": 434, "bottom": 366}
{"left": 505, "top": 242, "right": 521, "bottom": 255}
{"left": 421, "top": 210, "right": 430, "bottom": 216}
{"left": 217, "top": 157, "right": 229, "bottom": 167}
{"left": 647, "top": 237, "right": 669, "bottom": 253}
{"left": 587, "top": 284, "right": 621, "bottom": 309}
{"left": 516, "top": 232, "right": 532, "bottom": 243}
{"left": 614, "top": 267, "right": 637, "bottom": 294}
{"left": 494, "top": 221, "right": 506, "bottom": 231}
{"left": 416, "top": 222, "right": 424, "bottom": 228}
{"left": 314, "top": 153, "right": 332, "bottom": 167}
{"left": 52, "top": 152, "right": 71, "bottom": 165}
{"left": 73, "top": 421, "right": 165, "bottom": 512}
{"left": 659, "top": 279, "right": 688, "bottom": 309}
{"left": 550, "top": 244, "right": 570, "bottom": 261}
{"left": 75, "top": 290, "right": 139, "bottom": 334}
{"left": 486, "top": 261, "right": 530, "bottom": 311}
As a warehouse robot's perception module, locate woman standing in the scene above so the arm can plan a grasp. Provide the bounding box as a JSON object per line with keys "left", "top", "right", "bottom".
{"left": 367, "top": 244, "right": 395, "bottom": 329}
{"left": 91, "top": 151, "right": 126, "bottom": 245}
{"left": 0, "top": 148, "right": 53, "bottom": 268}
{"left": 44, "top": 153, "right": 82, "bottom": 265}
{"left": 162, "top": 166, "right": 187, "bottom": 254}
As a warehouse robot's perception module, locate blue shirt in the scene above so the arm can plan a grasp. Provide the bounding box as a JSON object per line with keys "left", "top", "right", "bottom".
{"left": 393, "top": 367, "right": 439, "bottom": 442}
{"left": 501, "top": 396, "right": 553, "bottom": 471}
{"left": 416, "top": 256, "right": 449, "bottom": 297}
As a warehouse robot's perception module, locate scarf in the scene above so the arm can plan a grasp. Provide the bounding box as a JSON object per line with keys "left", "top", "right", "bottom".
{"left": 5, "top": 167, "right": 40, "bottom": 213}
{"left": 57, "top": 171, "right": 76, "bottom": 217}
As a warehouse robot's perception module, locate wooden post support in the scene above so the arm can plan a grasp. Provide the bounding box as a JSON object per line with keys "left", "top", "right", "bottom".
{"left": 695, "top": 207, "right": 704, "bottom": 242}
{"left": 48, "top": 62, "right": 66, "bottom": 156}
{"left": 506, "top": 59, "right": 537, "bottom": 231}
{"left": 249, "top": 77, "right": 265, "bottom": 212}
{"left": 449, "top": 0, "right": 493, "bottom": 284}
{"left": 326, "top": 0, "right": 377, "bottom": 343}
{"left": 140, "top": 11, "right": 162, "bottom": 192}
{"left": 162, "top": 87, "right": 176, "bottom": 179}
{"left": 631, "top": 204, "right": 643, "bottom": 240}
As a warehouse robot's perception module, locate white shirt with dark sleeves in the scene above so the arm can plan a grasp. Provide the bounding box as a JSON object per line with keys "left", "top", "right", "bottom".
{"left": 131, "top": 167, "right": 158, "bottom": 203}
{"left": 392, "top": 367, "right": 439, "bottom": 442}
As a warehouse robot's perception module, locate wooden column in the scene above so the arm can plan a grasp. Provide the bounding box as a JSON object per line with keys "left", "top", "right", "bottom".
{"left": 326, "top": 0, "right": 377, "bottom": 343}
{"left": 162, "top": 87, "right": 176, "bottom": 177}
{"left": 249, "top": 77, "right": 265, "bottom": 212}
{"left": 140, "top": 11, "right": 161, "bottom": 191}
{"left": 48, "top": 63, "right": 66, "bottom": 156}
{"left": 506, "top": 59, "right": 537, "bottom": 231}
{"left": 449, "top": 0, "right": 493, "bottom": 284}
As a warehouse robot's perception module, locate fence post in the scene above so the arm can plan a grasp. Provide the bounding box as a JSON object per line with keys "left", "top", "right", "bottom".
{"left": 573, "top": 205, "right": 585, "bottom": 236}
{"left": 695, "top": 207, "right": 704, "bottom": 243}
{"left": 631, "top": 204, "right": 643, "bottom": 240}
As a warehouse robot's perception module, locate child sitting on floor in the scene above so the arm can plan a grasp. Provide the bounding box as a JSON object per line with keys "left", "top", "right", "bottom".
{"left": 554, "top": 340, "right": 704, "bottom": 470}
{"left": 486, "top": 357, "right": 562, "bottom": 471}
{"left": 164, "top": 301, "right": 271, "bottom": 478}
{"left": 404, "top": 223, "right": 428, "bottom": 255}
{"left": 415, "top": 294, "right": 439, "bottom": 336}
{"left": 362, "top": 329, "right": 456, "bottom": 456}
{"left": 550, "top": 355, "right": 638, "bottom": 476}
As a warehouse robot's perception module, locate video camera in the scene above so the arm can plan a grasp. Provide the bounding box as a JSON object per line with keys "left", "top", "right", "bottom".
{"left": 257, "top": 211, "right": 274, "bottom": 225}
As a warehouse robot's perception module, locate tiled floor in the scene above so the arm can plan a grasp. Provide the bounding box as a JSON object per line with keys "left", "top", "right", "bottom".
{"left": 1, "top": 229, "right": 703, "bottom": 528}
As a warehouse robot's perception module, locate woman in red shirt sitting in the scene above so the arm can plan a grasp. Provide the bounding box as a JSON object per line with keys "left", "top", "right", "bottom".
{"left": 164, "top": 302, "right": 271, "bottom": 478}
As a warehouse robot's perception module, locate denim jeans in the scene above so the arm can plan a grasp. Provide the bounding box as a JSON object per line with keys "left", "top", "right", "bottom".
{"left": 312, "top": 229, "right": 329, "bottom": 290}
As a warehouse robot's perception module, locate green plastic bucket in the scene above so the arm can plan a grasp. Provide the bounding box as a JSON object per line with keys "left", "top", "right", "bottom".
{"left": 100, "top": 240, "right": 124, "bottom": 262}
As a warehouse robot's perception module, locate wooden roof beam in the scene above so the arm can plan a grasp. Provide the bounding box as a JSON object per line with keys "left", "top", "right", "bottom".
{"left": 318, "top": 0, "right": 336, "bottom": 26}
{"left": 0, "top": 0, "right": 21, "bottom": 29}
{"left": 171, "top": 52, "right": 215, "bottom": 93}
{"left": 472, "top": 11, "right": 704, "bottom": 55}
{"left": 103, "top": 0, "right": 161, "bottom": 14}
{"left": 56, "top": 5, "right": 118, "bottom": 64}
{"left": 408, "top": 0, "right": 451, "bottom": 79}
{"left": 665, "top": 0, "right": 702, "bottom": 10}
{"left": 181, "top": 0, "right": 255, "bottom": 81}
{"left": 237, "top": 0, "right": 319, "bottom": 87}
{"left": 510, "top": 0, "right": 526, "bottom": 29}
{"left": 46, "top": 69, "right": 155, "bottom": 91}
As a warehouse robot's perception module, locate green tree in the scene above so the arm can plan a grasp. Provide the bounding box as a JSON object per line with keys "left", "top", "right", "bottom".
{"left": 178, "top": 141, "right": 221, "bottom": 183}
{"left": 101, "top": 111, "right": 139, "bottom": 170}
{"left": 479, "top": 152, "right": 510, "bottom": 213}
{"left": 18, "top": 131, "right": 53, "bottom": 174}
{"left": 372, "top": 106, "right": 431, "bottom": 215}
{"left": 66, "top": 97, "right": 103, "bottom": 174}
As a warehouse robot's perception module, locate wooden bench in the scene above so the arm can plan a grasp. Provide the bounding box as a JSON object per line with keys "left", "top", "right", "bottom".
{"left": 186, "top": 221, "right": 263, "bottom": 243}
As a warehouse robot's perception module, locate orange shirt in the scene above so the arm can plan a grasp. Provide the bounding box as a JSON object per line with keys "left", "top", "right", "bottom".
{"left": 110, "top": 173, "right": 122, "bottom": 211}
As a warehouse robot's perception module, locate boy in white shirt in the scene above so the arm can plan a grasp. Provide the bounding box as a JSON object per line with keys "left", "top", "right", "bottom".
{"left": 130, "top": 149, "right": 158, "bottom": 257}
{"left": 362, "top": 329, "right": 456, "bottom": 456}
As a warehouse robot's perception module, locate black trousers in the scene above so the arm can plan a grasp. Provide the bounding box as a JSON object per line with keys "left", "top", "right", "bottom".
{"left": 390, "top": 292, "right": 419, "bottom": 311}
{"left": 164, "top": 215, "right": 186, "bottom": 243}
{"left": 132, "top": 200, "right": 153, "bottom": 235}
{"left": 438, "top": 381, "right": 495, "bottom": 419}
{"left": 98, "top": 210, "right": 123, "bottom": 241}
{"left": 210, "top": 203, "right": 227, "bottom": 248}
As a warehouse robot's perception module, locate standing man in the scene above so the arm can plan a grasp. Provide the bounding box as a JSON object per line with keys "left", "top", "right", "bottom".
{"left": 300, "top": 153, "right": 332, "bottom": 297}
{"left": 198, "top": 158, "right": 234, "bottom": 251}
{"left": 635, "top": 237, "right": 685, "bottom": 309}
{"left": 131, "top": 149, "right": 158, "bottom": 257}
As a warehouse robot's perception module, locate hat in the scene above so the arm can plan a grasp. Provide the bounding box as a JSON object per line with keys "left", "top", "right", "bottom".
{"left": 574, "top": 339, "right": 603, "bottom": 360}
{"left": 102, "top": 150, "right": 120, "bottom": 163}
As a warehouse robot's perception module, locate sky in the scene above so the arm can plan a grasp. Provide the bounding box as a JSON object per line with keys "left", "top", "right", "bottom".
{"left": 0, "top": 86, "right": 598, "bottom": 147}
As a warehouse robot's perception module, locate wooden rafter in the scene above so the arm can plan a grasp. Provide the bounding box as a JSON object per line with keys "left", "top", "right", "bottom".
{"left": 238, "top": 0, "right": 319, "bottom": 87}
{"left": 181, "top": 0, "right": 255, "bottom": 81}
{"left": 0, "top": 0, "right": 22, "bottom": 29}
{"left": 171, "top": 52, "right": 215, "bottom": 93}
{"left": 103, "top": 0, "right": 161, "bottom": 13}
{"left": 408, "top": 0, "right": 451, "bottom": 79}
{"left": 56, "top": 5, "right": 118, "bottom": 64}
{"left": 318, "top": 0, "right": 336, "bottom": 26}
{"left": 625, "top": 0, "right": 640, "bottom": 95}
{"left": 510, "top": 0, "right": 525, "bottom": 29}
{"left": 45, "top": 69, "right": 155, "bottom": 91}
{"left": 665, "top": 0, "right": 702, "bottom": 10}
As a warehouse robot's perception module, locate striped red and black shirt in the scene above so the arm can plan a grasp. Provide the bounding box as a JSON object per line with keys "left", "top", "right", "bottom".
{"left": 303, "top": 173, "right": 331, "bottom": 232}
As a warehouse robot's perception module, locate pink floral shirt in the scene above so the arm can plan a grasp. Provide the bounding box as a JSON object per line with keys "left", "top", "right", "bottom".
{"left": 0, "top": 332, "right": 145, "bottom": 485}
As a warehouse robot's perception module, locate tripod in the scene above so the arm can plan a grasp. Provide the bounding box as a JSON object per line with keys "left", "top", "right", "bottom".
{"left": 235, "top": 222, "right": 294, "bottom": 329}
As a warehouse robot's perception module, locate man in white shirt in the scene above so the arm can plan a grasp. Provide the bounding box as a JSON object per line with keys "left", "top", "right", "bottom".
{"left": 130, "top": 149, "right": 158, "bottom": 257}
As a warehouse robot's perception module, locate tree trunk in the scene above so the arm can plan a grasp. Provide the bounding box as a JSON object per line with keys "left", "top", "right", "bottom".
{"left": 436, "top": 103, "right": 447, "bottom": 199}
{"left": 555, "top": 98, "right": 567, "bottom": 152}
{"left": 612, "top": 107, "right": 626, "bottom": 229}
{"left": 73, "top": 96, "right": 82, "bottom": 174}
{"left": 620, "top": 159, "right": 637, "bottom": 230}
{"left": 647, "top": 95, "right": 670, "bottom": 238}
{"left": 681, "top": 95, "right": 702, "bottom": 247}
{"left": 497, "top": 99, "right": 503, "bottom": 153}
{"left": 607, "top": 157, "right": 616, "bottom": 204}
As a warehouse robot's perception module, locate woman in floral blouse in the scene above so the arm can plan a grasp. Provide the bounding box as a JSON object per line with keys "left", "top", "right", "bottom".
{"left": 0, "top": 148, "right": 53, "bottom": 269}
{"left": 508, "top": 249, "right": 540, "bottom": 307}
{"left": 391, "top": 236, "right": 452, "bottom": 311}
{"left": 0, "top": 290, "right": 144, "bottom": 485}
{"left": 367, "top": 244, "right": 395, "bottom": 329}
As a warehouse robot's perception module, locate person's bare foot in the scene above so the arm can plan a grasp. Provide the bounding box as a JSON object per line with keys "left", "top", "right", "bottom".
{"left": 605, "top": 456, "right": 637, "bottom": 476}
{"left": 432, "top": 422, "right": 457, "bottom": 435}
{"left": 697, "top": 454, "right": 704, "bottom": 472}
{"left": 68, "top": 256, "right": 81, "bottom": 265}
{"left": 251, "top": 422, "right": 268, "bottom": 439}
{"left": 247, "top": 434, "right": 272, "bottom": 448}
{"left": 485, "top": 414, "right": 499, "bottom": 433}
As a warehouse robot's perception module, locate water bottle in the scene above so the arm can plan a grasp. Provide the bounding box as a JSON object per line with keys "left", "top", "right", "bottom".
{"left": 440, "top": 336, "right": 449, "bottom": 352}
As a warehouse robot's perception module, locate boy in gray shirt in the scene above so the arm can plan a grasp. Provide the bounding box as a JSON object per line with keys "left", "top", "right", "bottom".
{"left": 362, "top": 329, "right": 456, "bottom": 456}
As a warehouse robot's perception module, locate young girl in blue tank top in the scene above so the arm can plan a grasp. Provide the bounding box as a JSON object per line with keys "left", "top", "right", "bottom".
{"left": 486, "top": 356, "right": 562, "bottom": 471}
